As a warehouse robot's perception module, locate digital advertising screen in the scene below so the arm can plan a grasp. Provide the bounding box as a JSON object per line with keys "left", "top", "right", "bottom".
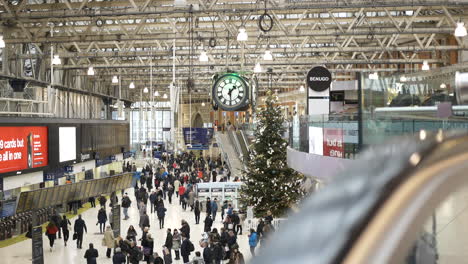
{"left": 0, "top": 126, "right": 48, "bottom": 174}
{"left": 59, "top": 127, "right": 77, "bottom": 163}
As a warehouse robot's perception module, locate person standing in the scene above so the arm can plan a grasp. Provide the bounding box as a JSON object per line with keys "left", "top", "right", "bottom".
{"left": 162, "top": 246, "right": 172, "bottom": 264}
{"left": 121, "top": 193, "right": 131, "bottom": 220}
{"left": 45, "top": 221, "right": 59, "bottom": 251}
{"left": 248, "top": 229, "right": 258, "bottom": 257}
{"left": 126, "top": 225, "right": 138, "bottom": 242}
{"left": 99, "top": 195, "right": 107, "bottom": 209}
{"left": 211, "top": 198, "right": 219, "bottom": 221}
{"left": 174, "top": 178, "right": 181, "bottom": 198}
{"left": 204, "top": 215, "right": 213, "bottom": 233}
{"left": 164, "top": 228, "right": 173, "bottom": 252}
{"left": 60, "top": 215, "right": 71, "bottom": 246}
{"left": 194, "top": 199, "right": 201, "bottom": 224}
{"left": 84, "top": 243, "right": 99, "bottom": 264}
{"left": 179, "top": 184, "right": 186, "bottom": 208}
{"left": 228, "top": 245, "right": 245, "bottom": 264}
{"left": 97, "top": 207, "right": 107, "bottom": 233}
{"left": 89, "top": 196, "right": 96, "bottom": 208}
{"left": 172, "top": 229, "right": 181, "bottom": 261}
{"left": 180, "top": 233, "right": 195, "bottom": 263}
{"left": 74, "top": 214, "right": 87, "bottom": 249}
{"left": 113, "top": 247, "right": 126, "bottom": 264}
{"left": 103, "top": 225, "right": 115, "bottom": 258}
{"left": 205, "top": 197, "right": 212, "bottom": 216}
{"left": 180, "top": 219, "right": 191, "bottom": 240}
{"left": 156, "top": 205, "right": 167, "bottom": 229}
{"left": 167, "top": 183, "right": 174, "bottom": 204}
{"left": 109, "top": 208, "right": 114, "bottom": 230}
{"left": 188, "top": 190, "right": 195, "bottom": 211}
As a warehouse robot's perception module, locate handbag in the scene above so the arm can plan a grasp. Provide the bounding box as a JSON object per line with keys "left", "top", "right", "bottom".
{"left": 72, "top": 233, "right": 77, "bottom": 240}
{"left": 143, "top": 247, "right": 151, "bottom": 256}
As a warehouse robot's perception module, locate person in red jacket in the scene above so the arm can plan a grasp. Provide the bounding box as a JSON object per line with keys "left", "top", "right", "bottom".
{"left": 179, "top": 185, "right": 187, "bottom": 210}
{"left": 45, "top": 221, "right": 59, "bottom": 251}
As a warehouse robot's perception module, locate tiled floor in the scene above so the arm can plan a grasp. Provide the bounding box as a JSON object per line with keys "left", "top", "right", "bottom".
{"left": 0, "top": 188, "right": 253, "bottom": 264}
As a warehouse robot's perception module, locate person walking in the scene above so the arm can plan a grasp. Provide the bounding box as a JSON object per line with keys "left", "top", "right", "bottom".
{"left": 204, "top": 215, "right": 213, "bottom": 233}
{"left": 188, "top": 190, "right": 195, "bottom": 211}
{"left": 74, "top": 214, "right": 87, "bottom": 249}
{"left": 60, "top": 215, "right": 71, "bottom": 246}
{"left": 156, "top": 205, "right": 167, "bottom": 229}
{"left": 103, "top": 225, "right": 115, "bottom": 258}
{"left": 121, "top": 193, "right": 131, "bottom": 220}
{"left": 180, "top": 233, "right": 195, "bottom": 263}
{"left": 167, "top": 183, "right": 174, "bottom": 204}
{"left": 139, "top": 211, "right": 150, "bottom": 232}
{"left": 84, "top": 243, "right": 99, "bottom": 264}
{"left": 248, "top": 229, "right": 258, "bottom": 257}
{"left": 180, "top": 219, "right": 191, "bottom": 239}
{"left": 142, "top": 233, "right": 154, "bottom": 263}
{"left": 112, "top": 247, "right": 126, "bottom": 264}
{"left": 172, "top": 229, "right": 181, "bottom": 261}
{"left": 50, "top": 210, "right": 62, "bottom": 239}
{"left": 194, "top": 199, "right": 201, "bottom": 224}
{"left": 89, "top": 196, "right": 96, "bottom": 208}
{"left": 205, "top": 197, "right": 212, "bottom": 216}
{"left": 211, "top": 198, "right": 219, "bottom": 221}
{"left": 174, "top": 178, "right": 181, "bottom": 198}
{"left": 45, "top": 221, "right": 59, "bottom": 251}
{"left": 149, "top": 191, "right": 157, "bottom": 213}
{"left": 99, "top": 195, "right": 107, "bottom": 209}
{"left": 97, "top": 206, "right": 107, "bottom": 233}
{"left": 162, "top": 246, "right": 172, "bottom": 264}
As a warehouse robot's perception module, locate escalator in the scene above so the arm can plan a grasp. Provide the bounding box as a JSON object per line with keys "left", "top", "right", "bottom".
{"left": 252, "top": 131, "right": 468, "bottom": 264}
{"left": 215, "top": 132, "right": 243, "bottom": 178}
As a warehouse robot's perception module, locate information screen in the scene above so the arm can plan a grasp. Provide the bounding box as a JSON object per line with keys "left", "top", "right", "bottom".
{"left": 59, "top": 127, "right": 77, "bottom": 162}
{"left": 0, "top": 126, "right": 48, "bottom": 173}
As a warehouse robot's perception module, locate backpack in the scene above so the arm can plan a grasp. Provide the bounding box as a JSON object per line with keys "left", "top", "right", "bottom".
{"left": 188, "top": 240, "right": 195, "bottom": 252}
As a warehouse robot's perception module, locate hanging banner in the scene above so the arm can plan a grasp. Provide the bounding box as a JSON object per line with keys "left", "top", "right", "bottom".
{"left": 0, "top": 126, "right": 48, "bottom": 174}
{"left": 323, "top": 128, "right": 344, "bottom": 158}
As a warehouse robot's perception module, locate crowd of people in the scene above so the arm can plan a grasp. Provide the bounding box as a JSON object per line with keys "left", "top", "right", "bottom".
{"left": 41, "top": 150, "right": 275, "bottom": 264}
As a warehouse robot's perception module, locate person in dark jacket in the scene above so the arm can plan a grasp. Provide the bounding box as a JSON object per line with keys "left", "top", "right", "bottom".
{"left": 74, "top": 214, "right": 87, "bottom": 249}
{"left": 139, "top": 211, "right": 150, "bottom": 231}
{"left": 180, "top": 234, "right": 194, "bottom": 263}
{"left": 89, "top": 196, "right": 96, "bottom": 208}
{"left": 128, "top": 241, "right": 142, "bottom": 264}
{"left": 156, "top": 205, "right": 167, "bottom": 229}
{"left": 121, "top": 193, "right": 131, "bottom": 220}
{"left": 113, "top": 247, "right": 126, "bottom": 264}
{"left": 97, "top": 207, "right": 107, "bottom": 233}
{"left": 205, "top": 197, "right": 212, "bottom": 216}
{"left": 201, "top": 240, "right": 213, "bottom": 263}
{"left": 164, "top": 228, "right": 173, "bottom": 250}
{"left": 50, "top": 210, "right": 62, "bottom": 239}
{"left": 142, "top": 233, "right": 154, "bottom": 263}
{"left": 99, "top": 195, "right": 107, "bottom": 209}
{"left": 149, "top": 191, "right": 157, "bottom": 213}
{"left": 60, "top": 215, "right": 72, "bottom": 246}
{"left": 194, "top": 199, "right": 201, "bottom": 224}
{"left": 204, "top": 215, "right": 213, "bottom": 232}
{"left": 84, "top": 243, "right": 99, "bottom": 264}
{"left": 180, "top": 219, "right": 191, "bottom": 239}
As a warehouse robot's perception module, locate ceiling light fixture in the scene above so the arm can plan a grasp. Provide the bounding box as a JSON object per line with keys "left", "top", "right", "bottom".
{"left": 154, "top": 91, "right": 160, "bottom": 97}
{"left": 202, "top": 102, "right": 206, "bottom": 106}
{"left": 143, "top": 86, "right": 148, "bottom": 93}
{"left": 263, "top": 50, "right": 273, "bottom": 61}
{"left": 0, "top": 35, "right": 5, "bottom": 48}
{"left": 455, "top": 22, "right": 467, "bottom": 37}
{"left": 87, "top": 66, "right": 95, "bottom": 76}
{"left": 369, "top": 72, "right": 379, "bottom": 80}
{"left": 440, "top": 83, "right": 447, "bottom": 89}
{"left": 52, "top": 55, "right": 61, "bottom": 65}
{"left": 254, "top": 62, "right": 262, "bottom": 73}
{"left": 112, "top": 75, "right": 118, "bottom": 84}
{"left": 163, "top": 93, "right": 168, "bottom": 99}
{"left": 237, "top": 28, "right": 248, "bottom": 41}
{"left": 422, "top": 61, "right": 430, "bottom": 71}
{"left": 130, "top": 82, "right": 136, "bottom": 89}
{"left": 199, "top": 51, "right": 209, "bottom": 62}
{"left": 299, "top": 85, "right": 305, "bottom": 92}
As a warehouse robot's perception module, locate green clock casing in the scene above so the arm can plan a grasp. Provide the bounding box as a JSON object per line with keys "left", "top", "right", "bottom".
{"left": 212, "top": 73, "right": 250, "bottom": 111}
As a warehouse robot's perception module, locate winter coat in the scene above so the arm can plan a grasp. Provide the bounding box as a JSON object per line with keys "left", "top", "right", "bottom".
{"left": 139, "top": 214, "right": 150, "bottom": 229}
{"left": 164, "top": 232, "right": 173, "bottom": 249}
{"left": 211, "top": 201, "right": 218, "bottom": 213}
{"left": 121, "top": 196, "right": 131, "bottom": 208}
{"left": 180, "top": 239, "right": 193, "bottom": 257}
{"left": 112, "top": 252, "right": 126, "bottom": 264}
{"left": 180, "top": 224, "right": 190, "bottom": 239}
{"left": 249, "top": 232, "right": 258, "bottom": 247}
{"left": 204, "top": 217, "right": 213, "bottom": 232}
{"left": 84, "top": 248, "right": 99, "bottom": 264}
{"left": 74, "top": 218, "right": 87, "bottom": 234}
{"left": 228, "top": 252, "right": 245, "bottom": 264}
{"left": 103, "top": 229, "right": 115, "bottom": 248}
{"left": 194, "top": 201, "right": 201, "bottom": 214}
{"left": 149, "top": 193, "right": 157, "bottom": 204}
{"left": 188, "top": 191, "right": 195, "bottom": 206}
{"left": 98, "top": 209, "right": 107, "bottom": 223}
{"left": 172, "top": 233, "right": 181, "bottom": 250}
{"left": 203, "top": 247, "right": 213, "bottom": 263}
{"left": 156, "top": 206, "right": 167, "bottom": 218}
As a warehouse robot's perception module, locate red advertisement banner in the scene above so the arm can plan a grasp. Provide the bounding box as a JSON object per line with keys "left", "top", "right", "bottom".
{"left": 323, "top": 128, "right": 344, "bottom": 158}
{"left": 0, "top": 126, "right": 48, "bottom": 173}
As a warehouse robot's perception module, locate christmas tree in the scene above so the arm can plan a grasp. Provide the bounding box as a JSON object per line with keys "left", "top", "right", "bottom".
{"left": 240, "top": 90, "right": 304, "bottom": 218}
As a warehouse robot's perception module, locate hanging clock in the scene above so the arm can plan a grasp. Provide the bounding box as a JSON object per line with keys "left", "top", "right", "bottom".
{"left": 212, "top": 73, "right": 250, "bottom": 111}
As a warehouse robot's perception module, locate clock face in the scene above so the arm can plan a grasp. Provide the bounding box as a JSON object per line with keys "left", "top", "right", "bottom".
{"left": 212, "top": 74, "right": 249, "bottom": 111}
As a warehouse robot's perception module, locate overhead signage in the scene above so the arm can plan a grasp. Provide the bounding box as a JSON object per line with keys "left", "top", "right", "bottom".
{"left": 183, "top": 128, "right": 214, "bottom": 150}
{"left": 0, "top": 126, "right": 48, "bottom": 174}
{"left": 307, "top": 66, "right": 332, "bottom": 92}
{"left": 80, "top": 153, "right": 91, "bottom": 162}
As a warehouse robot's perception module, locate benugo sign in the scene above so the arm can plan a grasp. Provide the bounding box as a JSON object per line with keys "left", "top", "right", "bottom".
{"left": 307, "top": 66, "right": 332, "bottom": 92}
{"left": 0, "top": 126, "right": 48, "bottom": 173}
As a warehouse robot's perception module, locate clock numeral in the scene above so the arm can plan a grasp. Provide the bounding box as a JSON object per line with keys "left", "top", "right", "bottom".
{"left": 217, "top": 93, "right": 222, "bottom": 97}
{"left": 236, "top": 98, "right": 241, "bottom": 103}
{"left": 239, "top": 87, "right": 244, "bottom": 92}
{"left": 239, "top": 93, "right": 244, "bottom": 97}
